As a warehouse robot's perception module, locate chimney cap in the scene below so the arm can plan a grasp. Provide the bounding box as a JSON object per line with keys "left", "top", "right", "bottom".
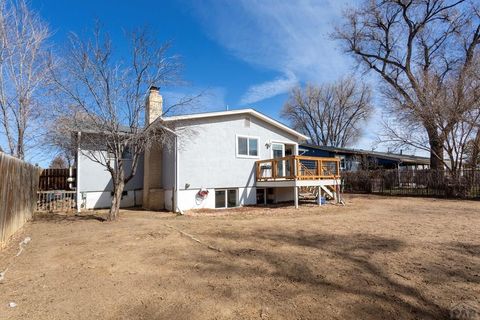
{"left": 149, "top": 86, "right": 159, "bottom": 92}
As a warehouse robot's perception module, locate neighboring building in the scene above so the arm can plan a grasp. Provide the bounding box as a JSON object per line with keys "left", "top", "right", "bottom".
{"left": 299, "top": 144, "right": 430, "bottom": 171}
{"left": 75, "top": 88, "right": 341, "bottom": 212}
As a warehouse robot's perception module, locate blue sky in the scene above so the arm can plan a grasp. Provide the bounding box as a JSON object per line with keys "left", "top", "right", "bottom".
{"left": 26, "top": 0, "right": 384, "bottom": 165}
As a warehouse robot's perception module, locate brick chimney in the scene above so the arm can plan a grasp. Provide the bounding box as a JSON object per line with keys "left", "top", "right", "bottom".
{"left": 143, "top": 86, "right": 165, "bottom": 211}
{"left": 146, "top": 86, "right": 163, "bottom": 124}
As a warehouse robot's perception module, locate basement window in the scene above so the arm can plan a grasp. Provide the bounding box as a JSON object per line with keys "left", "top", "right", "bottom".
{"left": 215, "top": 189, "right": 238, "bottom": 208}
{"left": 236, "top": 135, "right": 259, "bottom": 158}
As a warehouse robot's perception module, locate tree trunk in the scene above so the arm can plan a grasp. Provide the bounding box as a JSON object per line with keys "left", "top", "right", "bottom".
{"left": 470, "top": 130, "right": 480, "bottom": 168}
{"left": 17, "top": 128, "right": 25, "bottom": 160}
{"left": 426, "top": 126, "right": 444, "bottom": 170}
{"left": 109, "top": 180, "right": 124, "bottom": 221}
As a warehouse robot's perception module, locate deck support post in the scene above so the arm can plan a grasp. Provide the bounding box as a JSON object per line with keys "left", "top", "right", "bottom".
{"left": 294, "top": 186, "right": 299, "bottom": 209}
{"left": 334, "top": 183, "right": 339, "bottom": 204}
{"left": 317, "top": 186, "right": 322, "bottom": 206}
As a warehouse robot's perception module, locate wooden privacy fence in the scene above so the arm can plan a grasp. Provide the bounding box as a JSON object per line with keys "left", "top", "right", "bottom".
{"left": 0, "top": 152, "right": 41, "bottom": 247}
{"left": 39, "top": 168, "right": 75, "bottom": 191}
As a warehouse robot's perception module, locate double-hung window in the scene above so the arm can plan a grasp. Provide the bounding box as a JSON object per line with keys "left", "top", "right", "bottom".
{"left": 237, "top": 135, "right": 259, "bottom": 158}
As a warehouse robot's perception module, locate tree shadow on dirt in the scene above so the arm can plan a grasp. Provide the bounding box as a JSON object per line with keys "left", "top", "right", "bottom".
{"left": 426, "top": 241, "right": 480, "bottom": 285}
{"left": 193, "top": 230, "right": 450, "bottom": 319}
{"left": 34, "top": 212, "right": 107, "bottom": 222}
{"left": 444, "top": 241, "right": 480, "bottom": 257}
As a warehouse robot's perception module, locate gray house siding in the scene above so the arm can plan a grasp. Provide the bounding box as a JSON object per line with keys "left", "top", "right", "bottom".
{"left": 165, "top": 114, "right": 301, "bottom": 210}
{"left": 174, "top": 114, "right": 299, "bottom": 189}
{"left": 162, "top": 145, "right": 175, "bottom": 189}
{"left": 77, "top": 150, "right": 144, "bottom": 209}
{"left": 76, "top": 110, "right": 306, "bottom": 211}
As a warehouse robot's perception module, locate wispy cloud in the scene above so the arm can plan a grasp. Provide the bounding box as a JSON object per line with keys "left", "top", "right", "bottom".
{"left": 240, "top": 72, "right": 298, "bottom": 105}
{"left": 188, "top": 0, "right": 352, "bottom": 104}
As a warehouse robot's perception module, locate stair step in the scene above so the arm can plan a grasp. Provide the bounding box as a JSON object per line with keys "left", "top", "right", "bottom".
{"left": 299, "top": 195, "right": 317, "bottom": 199}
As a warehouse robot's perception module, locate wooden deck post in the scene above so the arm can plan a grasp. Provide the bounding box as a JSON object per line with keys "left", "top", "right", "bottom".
{"left": 334, "top": 184, "right": 338, "bottom": 203}
{"left": 317, "top": 186, "right": 322, "bottom": 206}
{"left": 294, "top": 186, "right": 299, "bottom": 209}
{"left": 272, "top": 159, "right": 277, "bottom": 179}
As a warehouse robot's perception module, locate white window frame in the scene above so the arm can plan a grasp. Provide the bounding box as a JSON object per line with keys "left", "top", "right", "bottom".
{"left": 236, "top": 134, "right": 260, "bottom": 159}
{"left": 269, "top": 141, "right": 298, "bottom": 177}
{"left": 269, "top": 140, "right": 299, "bottom": 157}
{"left": 339, "top": 156, "right": 346, "bottom": 171}
{"left": 215, "top": 188, "right": 238, "bottom": 208}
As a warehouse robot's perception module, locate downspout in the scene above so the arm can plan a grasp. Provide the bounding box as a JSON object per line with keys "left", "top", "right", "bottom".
{"left": 173, "top": 135, "right": 185, "bottom": 214}
{"left": 173, "top": 135, "right": 177, "bottom": 213}
{"left": 76, "top": 131, "right": 81, "bottom": 214}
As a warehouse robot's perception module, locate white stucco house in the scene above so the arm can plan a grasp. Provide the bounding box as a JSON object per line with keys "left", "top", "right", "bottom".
{"left": 75, "top": 87, "right": 341, "bottom": 212}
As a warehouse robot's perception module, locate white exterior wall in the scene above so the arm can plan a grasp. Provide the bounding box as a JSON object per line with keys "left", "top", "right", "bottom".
{"left": 83, "top": 190, "right": 143, "bottom": 209}
{"left": 77, "top": 150, "right": 144, "bottom": 210}
{"left": 166, "top": 114, "right": 301, "bottom": 210}
{"left": 176, "top": 186, "right": 257, "bottom": 211}
{"left": 177, "top": 188, "right": 215, "bottom": 210}
{"left": 238, "top": 187, "right": 257, "bottom": 205}
{"left": 164, "top": 189, "right": 173, "bottom": 211}
{"left": 275, "top": 187, "right": 294, "bottom": 202}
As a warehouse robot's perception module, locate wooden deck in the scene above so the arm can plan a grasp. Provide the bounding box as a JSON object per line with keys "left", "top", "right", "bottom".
{"left": 255, "top": 155, "right": 340, "bottom": 182}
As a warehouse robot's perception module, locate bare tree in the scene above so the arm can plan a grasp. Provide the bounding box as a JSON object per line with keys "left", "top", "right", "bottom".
{"left": 443, "top": 87, "right": 480, "bottom": 174}
{"left": 380, "top": 64, "right": 480, "bottom": 175}
{"left": 335, "top": 0, "right": 480, "bottom": 169}
{"left": 281, "top": 78, "right": 372, "bottom": 147}
{"left": 0, "top": 0, "right": 51, "bottom": 160}
{"left": 49, "top": 155, "right": 67, "bottom": 169}
{"left": 44, "top": 111, "right": 86, "bottom": 167}
{"left": 50, "top": 26, "right": 197, "bottom": 220}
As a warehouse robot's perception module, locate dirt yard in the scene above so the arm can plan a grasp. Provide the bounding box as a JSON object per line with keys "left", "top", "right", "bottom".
{"left": 0, "top": 195, "right": 479, "bottom": 320}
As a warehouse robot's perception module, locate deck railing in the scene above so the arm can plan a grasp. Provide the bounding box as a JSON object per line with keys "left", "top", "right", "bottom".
{"left": 256, "top": 155, "right": 340, "bottom": 181}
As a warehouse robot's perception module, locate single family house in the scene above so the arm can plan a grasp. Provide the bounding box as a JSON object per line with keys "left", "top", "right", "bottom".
{"left": 74, "top": 87, "right": 341, "bottom": 212}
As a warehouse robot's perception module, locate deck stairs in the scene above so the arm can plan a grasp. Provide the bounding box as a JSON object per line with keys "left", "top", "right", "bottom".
{"left": 297, "top": 162, "right": 336, "bottom": 201}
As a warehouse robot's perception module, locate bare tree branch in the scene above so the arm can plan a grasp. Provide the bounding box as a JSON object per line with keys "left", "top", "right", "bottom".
{"left": 281, "top": 78, "right": 373, "bottom": 148}
{"left": 49, "top": 26, "right": 196, "bottom": 220}
{"left": 0, "top": 0, "right": 51, "bottom": 160}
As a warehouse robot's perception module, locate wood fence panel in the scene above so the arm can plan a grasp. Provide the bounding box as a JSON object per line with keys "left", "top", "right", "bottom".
{"left": 0, "top": 152, "right": 41, "bottom": 248}
{"left": 38, "top": 168, "right": 75, "bottom": 191}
